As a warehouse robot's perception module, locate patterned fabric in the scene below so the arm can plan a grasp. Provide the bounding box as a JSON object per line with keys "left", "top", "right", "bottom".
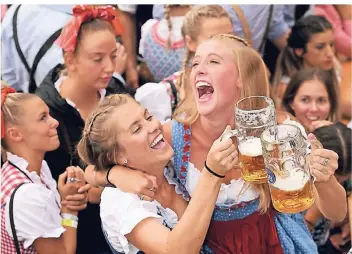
{"left": 1, "top": 162, "right": 35, "bottom": 254}
{"left": 171, "top": 119, "right": 318, "bottom": 254}
{"left": 142, "top": 21, "right": 185, "bottom": 82}
{"left": 55, "top": 5, "right": 124, "bottom": 52}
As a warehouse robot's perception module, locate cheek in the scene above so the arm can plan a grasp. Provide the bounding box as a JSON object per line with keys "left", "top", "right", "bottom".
{"left": 292, "top": 100, "right": 307, "bottom": 114}
{"left": 321, "top": 103, "right": 331, "bottom": 117}
{"left": 216, "top": 69, "right": 238, "bottom": 99}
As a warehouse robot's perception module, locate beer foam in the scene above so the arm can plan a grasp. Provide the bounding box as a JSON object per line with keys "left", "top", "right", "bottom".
{"left": 239, "top": 138, "right": 263, "bottom": 157}
{"left": 271, "top": 170, "right": 310, "bottom": 191}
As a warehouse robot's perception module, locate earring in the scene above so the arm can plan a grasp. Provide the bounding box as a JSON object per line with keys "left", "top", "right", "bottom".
{"left": 123, "top": 159, "right": 128, "bottom": 165}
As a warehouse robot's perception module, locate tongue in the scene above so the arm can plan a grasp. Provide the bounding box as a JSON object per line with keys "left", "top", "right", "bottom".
{"left": 198, "top": 86, "right": 214, "bottom": 98}
{"left": 152, "top": 139, "right": 165, "bottom": 149}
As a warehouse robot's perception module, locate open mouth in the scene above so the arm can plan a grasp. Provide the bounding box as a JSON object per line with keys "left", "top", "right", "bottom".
{"left": 150, "top": 133, "right": 166, "bottom": 149}
{"left": 196, "top": 81, "right": 214, "bottom": 100}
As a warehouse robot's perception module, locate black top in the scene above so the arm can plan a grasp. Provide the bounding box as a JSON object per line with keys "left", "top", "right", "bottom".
{"left": 36, "top": 64, "right": 132, "bottom": 254}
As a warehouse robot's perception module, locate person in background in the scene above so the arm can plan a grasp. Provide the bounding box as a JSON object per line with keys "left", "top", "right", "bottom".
{"left": 1, "top": 4, "right": 72, "bottom": 92}
{"left": 1, "top": 4, "right": 127, "bottom": 94}
{"left": 35, "top": 5, "right": 131, "bottom": 254}
{"left": 315, "top": 5, "right": 352, "bottom": 60}
{"left": 281, "top": 68, "right": 339, "bottom": 133}
{"left": 273, "top": 15, "right": 341, "bottom": 100}
{"left": 152, "top": 4, "right": 291, "bottom": 54}
{"left": 1, "top": 84, "right": 89, "bottom": 254}
{"left": 139, "top": 5, "right": 191, "bottom": 82}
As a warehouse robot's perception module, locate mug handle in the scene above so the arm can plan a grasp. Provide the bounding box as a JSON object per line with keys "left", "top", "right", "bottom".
{"left": 220, "top": 129, "right": 239, "bottom": 141}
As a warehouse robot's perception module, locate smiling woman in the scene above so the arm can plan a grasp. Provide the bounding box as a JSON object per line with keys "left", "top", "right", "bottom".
{"left": 1, "top": 84, "right": 88, "bottom": 254}
{"left": 35, "top": 5, "right": 132, "bottom": 254}
{"left": 76, "top": 94, "right": 238, "bottom": 254}
{"left": 282, "top": 68, "right": 339, "bottom": 133}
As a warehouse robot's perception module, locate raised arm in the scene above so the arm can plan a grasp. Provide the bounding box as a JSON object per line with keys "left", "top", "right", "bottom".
{"left": 308, "top": 134, "right": 347, "bottom": 221}
{"left": 125, "top": 127, "right": 238, "bottom": 253}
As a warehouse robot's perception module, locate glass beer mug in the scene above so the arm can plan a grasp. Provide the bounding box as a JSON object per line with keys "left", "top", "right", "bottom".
{"left": 221, "top": 96, "right": 276, "bottom": 183}
{"left": 260, "top": 124, "right": 314, "bottom": 213}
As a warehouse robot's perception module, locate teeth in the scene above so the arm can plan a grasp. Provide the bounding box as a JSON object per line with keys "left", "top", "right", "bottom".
{"left": 151, "top": 134, "right": 163, "bottom": 148}
{"left": 307, "top": 116, "right": 319, "bottom": 121}
{"left": 196, "top": 81, "right": 211, "bottom": 88}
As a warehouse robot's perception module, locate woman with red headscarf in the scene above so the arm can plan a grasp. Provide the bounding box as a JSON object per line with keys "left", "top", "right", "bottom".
{"left": 35, "top": 5, "right": 131, "bottom": 254}
{"left": 1, "top": 84, "right": 89, "bottom": 254}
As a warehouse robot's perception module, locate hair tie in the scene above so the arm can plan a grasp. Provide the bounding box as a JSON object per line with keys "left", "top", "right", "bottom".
{"left": 1, "top": 87, "right": 16, "bottom": 139}
{"left": 55, "top": 5, "right": 124, "bottom": 52}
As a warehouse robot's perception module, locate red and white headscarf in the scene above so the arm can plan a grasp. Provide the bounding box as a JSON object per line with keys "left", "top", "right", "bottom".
{"left": 55, "top": 5, "right": 124, "bottom": 52}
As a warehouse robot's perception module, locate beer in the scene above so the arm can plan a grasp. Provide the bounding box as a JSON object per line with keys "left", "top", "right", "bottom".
{"left": 238, "top": 138, "right": 267, "bottom": 183}
{"left": 268, "top": 168, "right": 314, "bottom": 213}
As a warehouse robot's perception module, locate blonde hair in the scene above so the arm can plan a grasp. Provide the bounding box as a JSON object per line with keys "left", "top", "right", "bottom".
{"left": 77, "top": 94, "right": 132, "bottom": 171}
{"left": 1, "top": 83, "right": 37, "bottom": 149}
{"left": 164, "top": 4, "right": 192, "bottom": 51}
{"left": 175, "top": 34, "right": 272, "bottom": 213}
{"left": 173, "top": 5, "right": 232, "bottom": 119}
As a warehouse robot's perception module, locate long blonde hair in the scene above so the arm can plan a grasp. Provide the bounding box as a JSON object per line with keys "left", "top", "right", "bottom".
{"left": 176, "top": 34, "right": 273, "bottom": 213}
{"left": 173, "top": 5, "right": 231, "bottom": 119}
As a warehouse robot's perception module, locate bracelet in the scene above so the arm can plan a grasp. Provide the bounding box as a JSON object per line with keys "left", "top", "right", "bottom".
{"left": 204, "top": 161, "right": 225, "bottom": 178}
{"left": 61, "top": 213, "right": 78, "bottom": 222}
{"left": 61, "top": 219, "right": 78, "bottom": 228}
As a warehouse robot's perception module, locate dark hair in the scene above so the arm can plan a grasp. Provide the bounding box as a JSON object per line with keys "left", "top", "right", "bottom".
{"left": 314, "top": 122, "right": 351, "bottom": 176}
{"left": 287, "top": 15, "right": 332, "bottom": 50}
{"left": 73, "top": 19, "right": 115, "bottom": 54}
{"left": 273, "top": 15, "right": 334, "bottom": 93}
{"left": 282, "top": 68, "right": 339, "bottom": 122}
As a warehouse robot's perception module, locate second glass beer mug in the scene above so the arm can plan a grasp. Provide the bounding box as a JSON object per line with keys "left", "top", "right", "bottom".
{"left": 261, "top": 124, "right": 314, "bottom": 213}
{"left": 221, "top": 96, "right": 276, "bottom": 183}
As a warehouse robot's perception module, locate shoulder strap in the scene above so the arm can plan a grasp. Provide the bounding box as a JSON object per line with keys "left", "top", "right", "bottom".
{"left": 232, "top": 5, "right": 252, "bottom": 47}
{"left": 258, "top": 5, "right": 274, "bottom": 53}
{"left": 9, "top": 182, "right": 26, "bottom": 254}
{"left": 12, "top": 5, "right": 31, "bottom": 74}
{"left": 28, "top": 28, "right": 62, "bottom": 93}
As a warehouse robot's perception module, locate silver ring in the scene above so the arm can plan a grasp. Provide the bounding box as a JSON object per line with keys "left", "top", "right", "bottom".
{"left": 322, "top": 158, "right": 329, "bottom": 167}
{"left": 68, "top": 177, "right": 80, "bottom": 183}
{"left": 139, "top": 194, "right": 144, "bottom": 201}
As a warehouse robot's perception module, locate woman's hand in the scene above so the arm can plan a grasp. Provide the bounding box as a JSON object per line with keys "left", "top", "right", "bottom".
{"left": 84, "top": 165, "right": 158, "bottom": 201}
{"left": 58, "top": 166, "right": 88, "bottom": 214}
{"left": 206, "top": 126, "right": 239, "bottom": 177}
{"left": 307, "top": 133, "right": 339, "bottom": 183}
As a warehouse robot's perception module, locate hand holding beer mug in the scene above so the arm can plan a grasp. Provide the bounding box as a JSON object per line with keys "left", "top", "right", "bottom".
{"left": 261, "top": 124, "right": 314, "bottom": 213}
{"left": 221, "top": 96, "right": 276, "bottom": 183}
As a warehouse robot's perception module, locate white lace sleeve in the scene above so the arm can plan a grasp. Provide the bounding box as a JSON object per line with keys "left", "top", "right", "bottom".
{"left": 139, "top": 19, "right": 158, "bottom": 56}
{"left": 100, "top": 187, "right": 163, "bottom": 253}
